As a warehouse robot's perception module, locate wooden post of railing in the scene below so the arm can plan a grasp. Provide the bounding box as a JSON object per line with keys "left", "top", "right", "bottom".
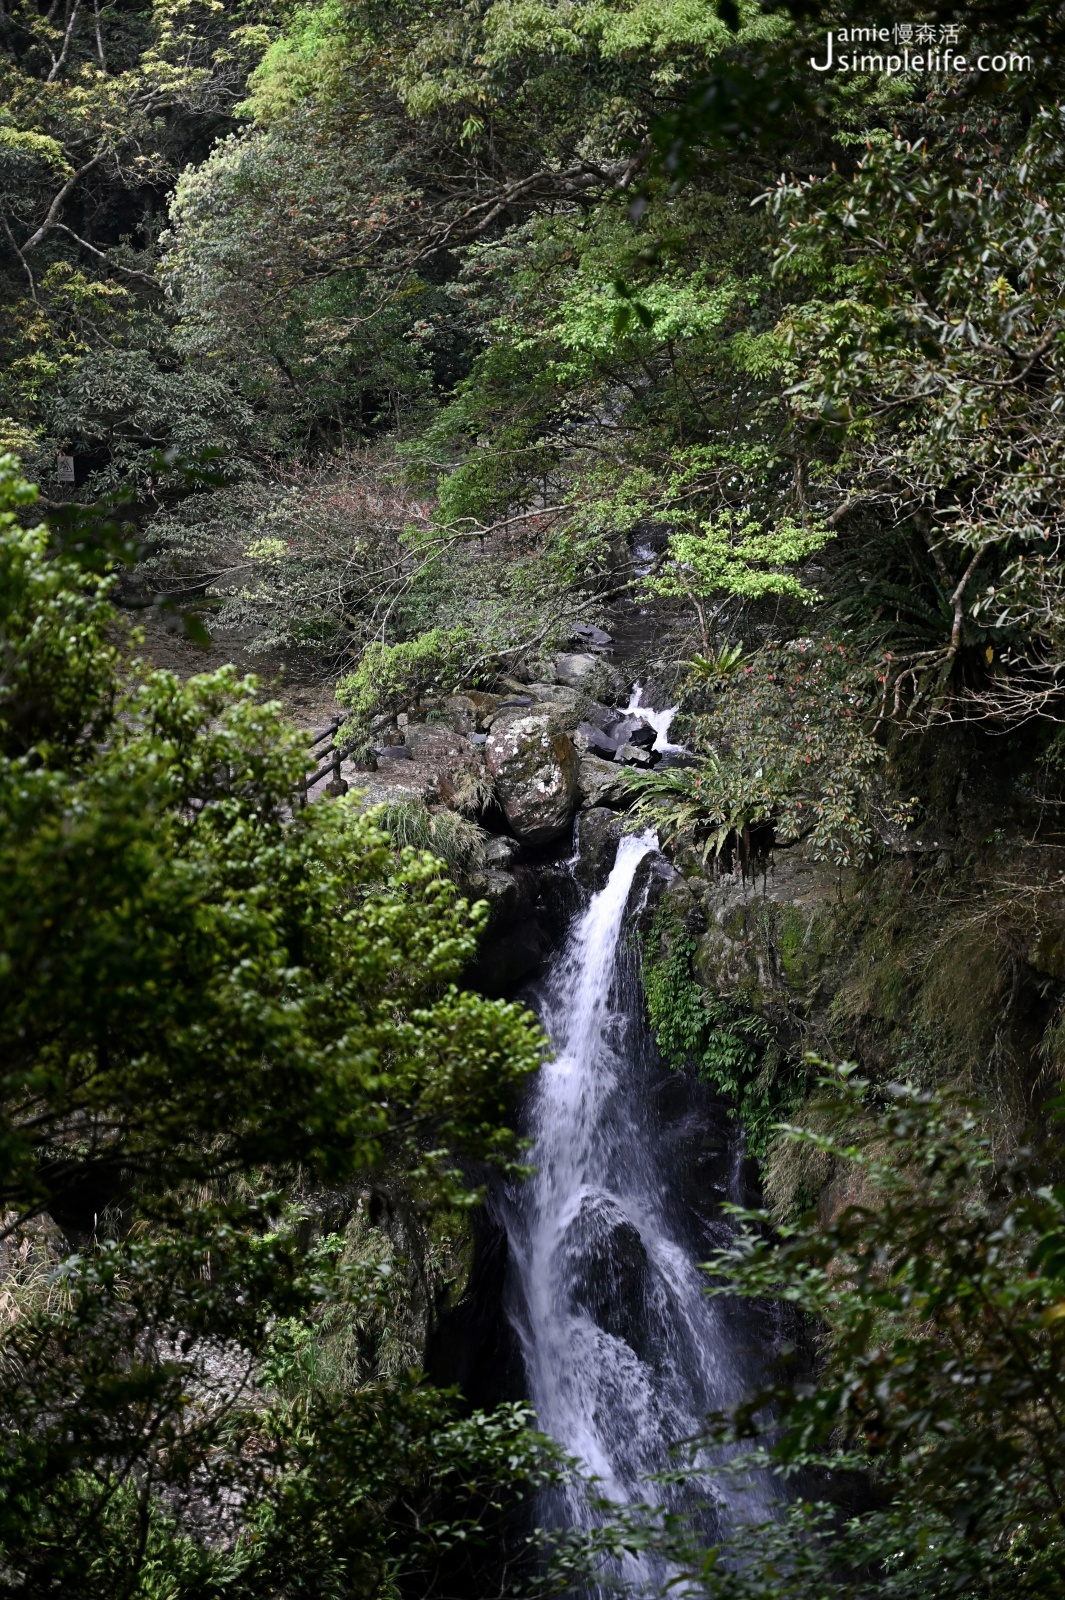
{"left": 326, "top": 746, "right": 349, "bottom": 798}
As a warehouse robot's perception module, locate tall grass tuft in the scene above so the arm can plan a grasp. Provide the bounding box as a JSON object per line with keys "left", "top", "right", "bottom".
{"left": 370, "top": 800, "right": 489, "bottom": 874}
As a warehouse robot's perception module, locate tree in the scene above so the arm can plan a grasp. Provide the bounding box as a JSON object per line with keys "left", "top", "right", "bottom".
{"left": 0, "top": 452, "right": 555, "bottom": 1595}
{"left": 652, "top": 1065, "right": 1065, "bottom": 1600}
{"left": 0, "top": 1, "right": 269, "bottom": 485}
{"left": 642, "top": 511, "right": 831, "bottom": 655}
{"left": 769, "top": 108, "right": 1065, "bottom": 730}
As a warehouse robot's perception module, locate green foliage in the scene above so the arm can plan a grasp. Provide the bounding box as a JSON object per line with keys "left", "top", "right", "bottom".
{"left": 413, "top": 196, "right": 791, "bottom": 559}
{"left": 0, "top": 452, "right": 546, "bottom": 1205}
{"left": 5, "top": 7, "right": 1065, "bottom": 1588}
{"left": 368, "top": 800, "right": 488, "bottom": 876}
{"left": 769, "top": 106, "right": 1065, "bottom": 728}
{"left": 0, "top": 1218, "right": 564, "bottom": 1599}
{"left": 0, "top": 1, "right": 271, "bottom": 478}
{"left": 642, "top": 904, "right": 785, "bottom": 1157}
{"left": 336, "top": 626, "right": 472, "bottom": 742}
{"left": 161, "top": 115, "right": 437, "bottom": 447}
{"left": 240, "top": 0, "right": 357, "bottom": 122}
{"left": 643, "top": 510, "right": 832, "bottom": 651}
{"left": 656, "top": 1065, "right": 1065, "bottom": 1598}
{"left": 0, "top": 457, "right": 560, "bottom": 1594}
{"left": 630, "top": 637, "right": 882, "bottom": 866}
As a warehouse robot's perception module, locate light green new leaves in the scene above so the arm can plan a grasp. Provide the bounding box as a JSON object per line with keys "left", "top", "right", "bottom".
{"left": 645, "top": 510, "right": 832, "bottom": 608}
{"left": 556, "top": 275, "right": 746, "bottom": 364}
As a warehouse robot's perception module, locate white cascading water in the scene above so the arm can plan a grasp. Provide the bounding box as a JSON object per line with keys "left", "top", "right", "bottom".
{"left": 624, "top": 683, "right": 683, "bottom": 757}
{"left": 502, "top": 831, "right": 772, "bottom": 1592}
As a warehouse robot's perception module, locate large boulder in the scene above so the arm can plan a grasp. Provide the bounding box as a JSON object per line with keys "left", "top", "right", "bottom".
{"left": 552, "top": 654, "right": 627, "bottom": 702}
{"left": 521, "top": 682, "right": 584, "bottom": 713}
{"left": 614, "top": 741, "right": 656, "bottom": 768}
{"left": 485, "top": 706, "right": 580, "bottom": 844}
{"left": 607, "top": 715, "right": 656, "bottom": 750}
{"left": 575, "top": 721, "right": 619, "bottom": 760}
{"left": 560, "top": 1194, "right": 654, "bottom": 1361}
{"left": 577, "top": 754, "right": 631, "bottom": 809}
{"left": 553, "top": 651, "right": 600, "bottom": 687}
{"left": 442, "top": 690, "right": 502, "bottom": 735}
{"left": 571, "top": 623, "right": 612, "bottom": 652}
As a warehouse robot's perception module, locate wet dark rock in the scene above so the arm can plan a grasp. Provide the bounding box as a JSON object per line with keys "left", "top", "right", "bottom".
{"left": 466, "top": 865, "right": 551, "bottom": 993}
{"left": 577, "top": 754, "right": 631, "bottom": 809}
{"left": 576, "top": 721, "right": 619, "bottom": 759}
{"left": 573, "top": 808, "right": 623, "bottom": 891}
{"left": 608, "top": 715, "right": 656, "bottom": 750}
{"left": 562, "top": 1196, "right": 654, "bottom": 1362}
{"left": 426, "top": 1211, "right": 526, "bottom": 1408}
{"left": 376, "top": 744, "right": 412, "bottom": 761}
{"left": 572, "top": 623, "right": 613, "bottom": 652}
{"left": 585, "top": 702, "right": 618, "bottom": 731}
{"left": 474, "top": 868, "right": 523, "bottom": 918}
{"left": 483, "top": 835, "right": 520, "bottom": 868}
{"left": 659, "top": 873, "right": 706, "bottom": 936}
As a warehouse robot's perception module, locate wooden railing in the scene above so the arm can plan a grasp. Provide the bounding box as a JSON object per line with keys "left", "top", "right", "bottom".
{"left": 299, "top": 718, "right": 347, "bottom": 804}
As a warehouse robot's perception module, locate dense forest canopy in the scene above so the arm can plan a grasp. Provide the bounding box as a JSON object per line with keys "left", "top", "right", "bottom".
{"left": 4, "top": 0, "right": 1065, "bottom": 1595}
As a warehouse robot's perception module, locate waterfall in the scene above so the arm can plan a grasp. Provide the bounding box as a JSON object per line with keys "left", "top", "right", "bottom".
{"left": 501, "top": 832, "right": 772, "bottom": 1591}
{"left": 622, "top": 685, "right": 682, "bottom": 757}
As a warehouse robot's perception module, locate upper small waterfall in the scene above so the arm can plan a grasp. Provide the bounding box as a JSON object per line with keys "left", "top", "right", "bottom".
{"left": 623, "top": 684, "right": 682, "bottom": 756}
{"left": 501, "top": 830, "right": 773, "bottom": 1592}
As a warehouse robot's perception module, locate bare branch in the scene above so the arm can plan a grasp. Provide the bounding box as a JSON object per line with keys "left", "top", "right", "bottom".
{"left": 23, "top": 150, "right": 105, "bottom": 252}
{"left": 46, "top": 0, "right": 82, "bottom": 81}
{"left": 53, "top": 223, "right": 159, "bottom": 286}
{"left": 826, "top": 493, "right": 869, "bottom": 528}
{"left": 948, "top": 543, "right": 990, "bottom": 656}
{"left": 1, "top": 211, "right": 37, "bottom": 304}
{"left": 92, "top": 0, "right": 106, "bottom": 72}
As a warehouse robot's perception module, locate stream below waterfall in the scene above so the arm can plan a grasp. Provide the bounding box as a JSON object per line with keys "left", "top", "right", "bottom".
{"left": 497, "top": 818, "right": 777, "bottom": 1591}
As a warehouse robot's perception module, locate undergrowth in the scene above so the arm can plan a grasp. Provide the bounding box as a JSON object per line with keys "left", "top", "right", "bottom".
{"left": 370, "top": 800, "right": 488, "bottom": 875}
{"left": 641, "top": 906, "right": 796, "bottom": 1159}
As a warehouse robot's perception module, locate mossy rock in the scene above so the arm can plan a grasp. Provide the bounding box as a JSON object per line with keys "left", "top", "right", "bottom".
{"left": 777, "top": 902, "right": 833, "bottom": 995}
{"left": 660, "top": 875, "right": 705, "bottom": 936}
{"left": 694, "top": 926, "right": 754, "bottom": 995}
{"left": 1029, "top": 924, "right": 1065, "bottom": 981}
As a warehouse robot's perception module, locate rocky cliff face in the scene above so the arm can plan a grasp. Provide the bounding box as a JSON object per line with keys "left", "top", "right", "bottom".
{"left": 311, "top": 652, "right": 671, "bottom": 995}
